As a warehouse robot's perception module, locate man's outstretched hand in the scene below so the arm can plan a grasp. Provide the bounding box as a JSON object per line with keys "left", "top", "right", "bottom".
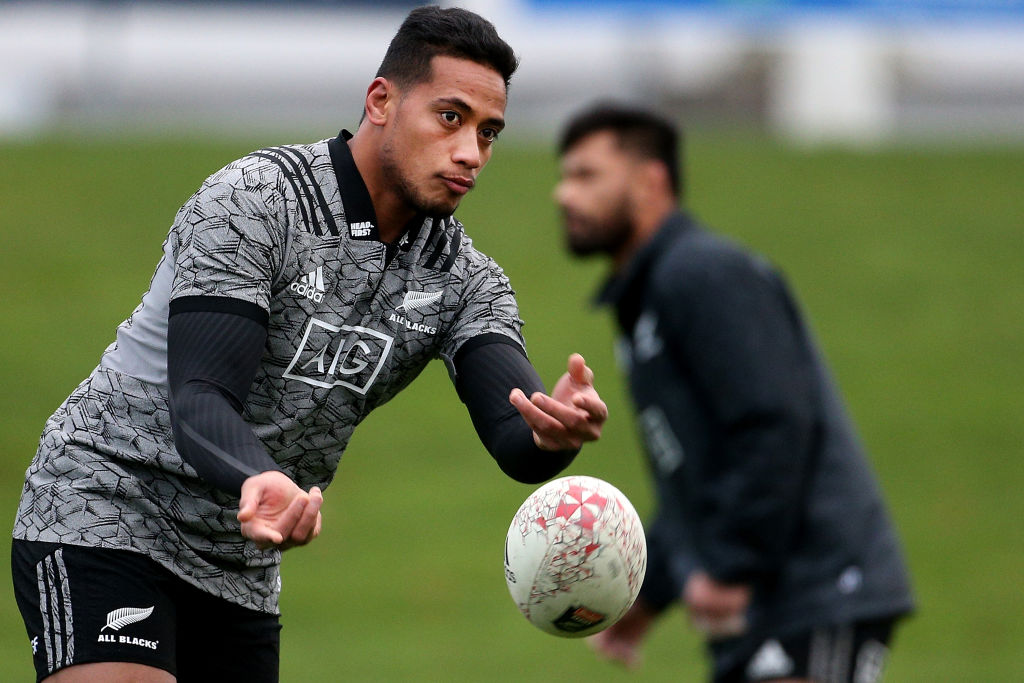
{"left": 238, "top": 470, "right": 323, "bottom": 550}
{"left": 509, "top": 353, "right": 608, "bottom": 451}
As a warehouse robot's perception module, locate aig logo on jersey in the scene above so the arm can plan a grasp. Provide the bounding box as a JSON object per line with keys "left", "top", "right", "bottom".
{"left": 289, "top": 267, "right": 326, "bottom": 303}
{"left": 283, "top": 317, "right": 394, "bottom": 394}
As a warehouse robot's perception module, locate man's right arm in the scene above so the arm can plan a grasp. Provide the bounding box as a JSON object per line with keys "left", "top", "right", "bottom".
{"left": 167, "top": 297, "right": 322, "bottom": 548}
{"left": 166, "top": 155, "right": 290, "bottom": 495}
{"left": 166, "top": 297, "right": 282, "bottom": 496}
{"left": 165, "top": 157, "right": 321, "bottom": 546}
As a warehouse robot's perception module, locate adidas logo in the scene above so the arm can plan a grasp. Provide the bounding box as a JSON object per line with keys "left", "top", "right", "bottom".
{"left": 350, "top": 221, "right": 373, "bottom": 238}
{"left": 289, "top": 267, "right": 326, "bottom": 303}
{"left": 746, "top": 639, "right": 794, "bottom": 679}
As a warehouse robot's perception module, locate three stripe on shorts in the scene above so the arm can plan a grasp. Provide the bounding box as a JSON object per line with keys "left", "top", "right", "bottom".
{"left": 36, "top": 548, "right": 74, "bottom": 673}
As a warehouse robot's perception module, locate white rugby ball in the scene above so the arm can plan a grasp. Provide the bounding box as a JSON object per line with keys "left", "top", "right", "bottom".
{"left": 504, "top": 475, "right": 647, "bottom": 637}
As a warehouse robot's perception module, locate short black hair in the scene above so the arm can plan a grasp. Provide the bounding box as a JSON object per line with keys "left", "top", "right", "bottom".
{"left": 559, "top": 103, "right": 683, "bottom": 198}
{"left": 376, "top": 6, "right": 519, "bottom": 89}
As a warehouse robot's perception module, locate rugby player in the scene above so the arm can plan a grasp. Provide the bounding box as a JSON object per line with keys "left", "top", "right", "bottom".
{"left": 12, "top": 8, "right": 607, "bottom": 681}
{"left": 554, "top": 104, "right": 913, "bottom": 683}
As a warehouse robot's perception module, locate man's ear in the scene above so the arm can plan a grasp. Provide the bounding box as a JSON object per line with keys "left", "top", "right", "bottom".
{"left": 364, "top": 77, "right": 393, "bottom": 126}
{"left": 641, "top": 159, "right": 673, "bottom": 199}
{"left": 628, "top": 159, "right": 673, "bottom": 219}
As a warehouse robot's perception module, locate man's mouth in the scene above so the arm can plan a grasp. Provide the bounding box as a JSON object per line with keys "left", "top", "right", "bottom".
{"left": 441, "top": 175, "right": 475, "bottom": 195}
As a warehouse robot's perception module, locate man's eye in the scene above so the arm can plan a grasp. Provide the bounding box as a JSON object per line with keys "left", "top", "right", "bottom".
{"left": 480, "top": 128, "right": 499, "bottom": 143}
{"left": 441, "top": 111, "right": 460, "bottom": 125}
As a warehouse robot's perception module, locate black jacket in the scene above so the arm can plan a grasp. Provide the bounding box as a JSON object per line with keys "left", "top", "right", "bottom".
{"left": 598, "top": 212, "right": 913, "bottom": 662}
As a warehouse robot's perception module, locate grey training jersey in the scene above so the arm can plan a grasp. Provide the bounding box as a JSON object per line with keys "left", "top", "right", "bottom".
{"left": 14, "top": 133, "right": 525, "bottom": 614}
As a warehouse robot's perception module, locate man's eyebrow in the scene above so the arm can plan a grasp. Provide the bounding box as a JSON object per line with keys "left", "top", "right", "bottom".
{"left": 433, "top": 96, "right": 505, "bottom": 130}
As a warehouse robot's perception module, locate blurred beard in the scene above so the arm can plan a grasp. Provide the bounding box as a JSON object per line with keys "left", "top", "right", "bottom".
{"left": 563, "top": 203, "right": 633, "bottom": 258}
{"left": 380, "top": 139, "right": 461, "bottom": 218}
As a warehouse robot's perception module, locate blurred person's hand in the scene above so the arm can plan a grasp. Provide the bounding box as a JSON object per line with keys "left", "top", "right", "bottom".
{"left": 587, "top": 597, "right": 657, "bottom": 669}
{"left": 685, "top": 571, "right": 750, "bottom": 639}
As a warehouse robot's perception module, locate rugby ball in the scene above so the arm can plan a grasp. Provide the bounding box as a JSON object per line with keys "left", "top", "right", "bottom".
{"left": 504, "top": 475, "right": 647, "bottom": 637}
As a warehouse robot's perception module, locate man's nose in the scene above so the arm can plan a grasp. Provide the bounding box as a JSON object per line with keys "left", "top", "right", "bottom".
{"left": 452, "top": 129, "right": 482, "bottom": 168}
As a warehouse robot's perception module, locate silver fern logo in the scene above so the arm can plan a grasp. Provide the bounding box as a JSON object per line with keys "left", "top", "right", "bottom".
{"left": 103, "top": 606, "right": 155, "bottom": 632}
{"left": 397, "top": 290, "right": 443, "bottom": 313}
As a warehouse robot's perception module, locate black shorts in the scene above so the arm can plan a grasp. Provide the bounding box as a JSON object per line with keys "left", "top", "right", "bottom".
{"left": 12, "top": 539, "right": 281, "bottom": 682}
{"left": 713, "top": 618, "right": 895, "bottom": 683}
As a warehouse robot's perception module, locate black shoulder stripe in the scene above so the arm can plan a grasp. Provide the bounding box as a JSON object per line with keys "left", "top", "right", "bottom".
{"left": 423, "top": 216, "right": 442, "bottom": 249}
{"left": 253, "top": 149, "right": 322, "bottom": 237}
{"left": 262, "top": 148, "right": 324, "bottom": 236}
{"left": 270, "top": 146, "right": 339, "bottom": 237}
{"left": 438, "top": 224, "right": 463, "bottom": 273}
{"left": 423, "top": 218, "right": 450, "bottom": 269}
{"left": 250, "top": 151, "right": 317, "bottom": 236}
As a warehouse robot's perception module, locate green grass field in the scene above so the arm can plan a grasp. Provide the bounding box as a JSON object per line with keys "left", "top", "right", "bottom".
{"left": 1, "top": 132, "right": 1021, "bottom": 681}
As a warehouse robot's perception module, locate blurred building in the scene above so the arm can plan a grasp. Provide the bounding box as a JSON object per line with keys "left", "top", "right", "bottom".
{"left": 2, "top": 0, "right": 1023, "bottom": 145}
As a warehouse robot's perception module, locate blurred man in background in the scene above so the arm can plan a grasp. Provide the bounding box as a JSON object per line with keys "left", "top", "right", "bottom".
{"left": 11, "top": 8, "right": 607, "bottom": 682}
{"left": 554, "top": 103, "right": 913, "bottom": 683}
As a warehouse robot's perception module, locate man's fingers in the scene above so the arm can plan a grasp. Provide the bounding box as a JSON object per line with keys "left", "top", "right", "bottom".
{"left": 237, "top": 496, "right": 256, "bottom": 523}
{"left": 572, "top": 391, "right": 609, "bottom": 422}
{"left": 691, "top": 613, "right": 748, "bottom": 639}
{"left": 511, "top": 387, "right": 604, "bottom": 449}
{"left": 510, "top": 391, "right": 580, "bottom": 449}
{"left": 545, "top": 392, "right": 604, "bottom": 441}
{"left": 685, "top": 572, "right": 752, "bottom": 622}
{"left": 529, "top": 391, "right": 590, "bottom": 428}
{"left": 288, "top": 487, "right": 323, "bottom": 545}
{"left": 688, "top": 591, "right": 744, "bottom": 619}
{"left": 242, "top": 520, "right": 285, "bottom": 548}
{"left": 237, "top": 480, "right": 263, "bottom": 523}
{"left": 269, "top": 492, "right": 309, "bottom": 540}
{"left": 588, "top": 631, "right": 640, "bottom": 669}
{"left": 236, "top": 473, "right": 326, "bottom": 550}
{"left": 513, "top": 393, "right": 572, "bottom": 435}
{"left": 511, "top": 389, "right": 568, "bottom": 429}
{"left": 244, "top": 496, "right": 307, "bottom": 548}
{"left": 567, "top": 353, "right": 594, "bottom": 386}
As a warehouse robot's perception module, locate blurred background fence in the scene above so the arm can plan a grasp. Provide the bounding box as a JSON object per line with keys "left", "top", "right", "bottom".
{"left": 3, "top": 0, "right": 1024, "bottom": 145}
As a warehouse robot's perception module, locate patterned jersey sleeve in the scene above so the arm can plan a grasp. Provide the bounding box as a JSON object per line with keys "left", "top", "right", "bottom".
{"left": 441, "top": 248, "right": 526, "bottom": 362}
{"left": 169, "top": 158, "right": 289, "bottom": 312}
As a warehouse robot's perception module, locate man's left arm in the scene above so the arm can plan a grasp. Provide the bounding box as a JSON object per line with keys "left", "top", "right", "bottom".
{"left": 452, "top": 335, "right": 606, "bottom": 483}
{"left": 442, "top": 250, "right": 606, "bottom": 481}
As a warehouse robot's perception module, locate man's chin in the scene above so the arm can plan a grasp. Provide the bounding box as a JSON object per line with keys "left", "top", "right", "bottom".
{"left": 567, "top": 240, "right": 606, "bottom": 258}
{"left": 413, "top": 195, "right": 461, "bottom": 218}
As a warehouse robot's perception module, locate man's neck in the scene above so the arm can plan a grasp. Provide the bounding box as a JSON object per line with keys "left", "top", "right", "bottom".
{"left": 347, "top": 131, "right": 415, "bottom": 244}
{"left": 612, "top": 203, "right": 677, "bottom": 271}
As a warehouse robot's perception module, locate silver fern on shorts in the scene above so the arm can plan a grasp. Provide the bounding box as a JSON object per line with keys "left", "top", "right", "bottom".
{"left": 103, "top": 606, "right": 155, "bottom": 631}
